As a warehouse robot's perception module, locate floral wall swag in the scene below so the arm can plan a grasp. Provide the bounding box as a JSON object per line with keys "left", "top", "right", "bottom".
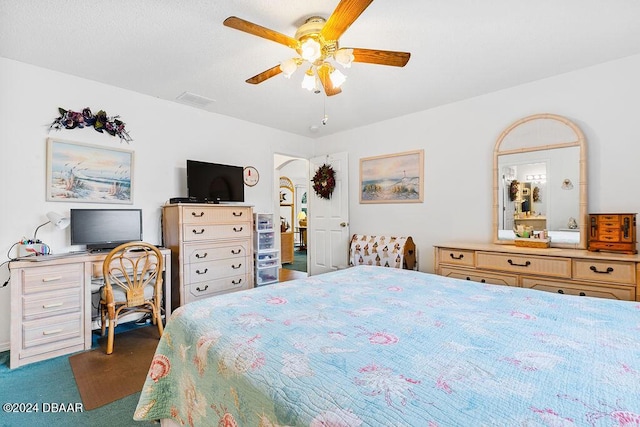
{"left": 312, "top": 163, "right": 336, "bottom": 200}
{"left": 49, "top": 107, "right": 133, "bottom": 142}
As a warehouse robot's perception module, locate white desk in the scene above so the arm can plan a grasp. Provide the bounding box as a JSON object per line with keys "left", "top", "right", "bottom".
{"left": 9, "top": 248, "right": 171, "bottom": 369}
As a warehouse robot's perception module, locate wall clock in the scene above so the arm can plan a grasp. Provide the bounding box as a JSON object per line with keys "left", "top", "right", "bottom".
{"left": 243, "top": 166, "right": 259, "bottom": 187}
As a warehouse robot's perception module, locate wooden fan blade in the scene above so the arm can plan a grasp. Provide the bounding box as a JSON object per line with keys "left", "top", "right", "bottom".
{"left": 224, "top": 16, "right": 299, "bottom": 49}
{"left": 321, "top": 0, "right": 373, "bottom": 41}
{"left": 317, "top": 64, "right": 342, "bottom": 97}
{"left": 246, "top": 65, "right": 283, "bottom": 84}
{"left": 349, "top": 48, "right": 411, "bottom": 67}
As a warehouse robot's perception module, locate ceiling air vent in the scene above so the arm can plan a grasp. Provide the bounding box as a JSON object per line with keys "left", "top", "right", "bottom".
{"left": 175, "top": 91, "right": 215, "bottom": 107}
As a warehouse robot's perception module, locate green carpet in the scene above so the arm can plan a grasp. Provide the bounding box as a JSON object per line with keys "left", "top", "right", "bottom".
{"left": 283, "top": 249, "right": 307, "bottom": 272}
{"left": 0, "top": 329, "right": 157, "bottom": 427}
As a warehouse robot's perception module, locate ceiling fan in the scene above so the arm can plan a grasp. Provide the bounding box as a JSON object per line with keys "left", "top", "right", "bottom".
{"left": 223, "top": 0, "right": 411, "bottom": 96}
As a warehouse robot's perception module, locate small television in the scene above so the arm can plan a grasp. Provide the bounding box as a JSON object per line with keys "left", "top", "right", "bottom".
{"left": 186, "top": 160, "right": 244, "bottom": 203}
{"left": 70, "top": 209, "right": 143, "bottom": 251}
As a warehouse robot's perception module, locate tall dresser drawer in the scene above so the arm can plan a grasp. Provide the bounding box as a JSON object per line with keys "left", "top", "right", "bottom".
{"left": 186, "top": 274, "right": 250, "bottom": 303}
{"left": 437, "top": 248, "right": 475, "bottom": 267}
{"left": 185, "top": 257, "right": 249, "bottom": 283}
{"left": 184, "top": 242, "right": 250, "bottom": 264}
{"left": 21, "top": 263, "right": 84, "bottom": 294}
{"left": 182, "top": 207, "right": 252, "bottom": 224}
{"left": 573, "top": 259, "right": 635, "bottom": 285}
{"left": 477, "top": 252, "right": 571, "bottom": 278}
{"left": 183, "top": 223, "right": 251, "bottom": 242}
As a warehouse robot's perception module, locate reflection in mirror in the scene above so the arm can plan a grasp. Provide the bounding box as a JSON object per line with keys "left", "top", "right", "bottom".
{"left": 493, "top": 114, "right": 587, "bottom": 249}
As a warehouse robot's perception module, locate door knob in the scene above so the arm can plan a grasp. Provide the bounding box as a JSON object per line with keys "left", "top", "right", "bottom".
{"left": 340, "top": 222, "right": 348, "bottom": 227}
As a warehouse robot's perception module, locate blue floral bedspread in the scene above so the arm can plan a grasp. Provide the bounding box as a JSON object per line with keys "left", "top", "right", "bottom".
{"left": 135, "top": 265, "right": 640, "bottom": 426}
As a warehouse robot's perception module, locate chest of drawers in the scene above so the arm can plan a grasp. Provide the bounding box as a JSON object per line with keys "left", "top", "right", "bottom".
{"left": 163, "top": 204, "right": 254, "bottom": 307}
{"left": 435, "top": 242, "right": 640, "bottom": 301}
{"left": 588, "top": 213, "right": 637, "bottom": 254}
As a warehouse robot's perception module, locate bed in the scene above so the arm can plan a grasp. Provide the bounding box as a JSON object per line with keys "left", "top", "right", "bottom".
{"left": 135, "top": 265, "right": 640, "bottom": 426}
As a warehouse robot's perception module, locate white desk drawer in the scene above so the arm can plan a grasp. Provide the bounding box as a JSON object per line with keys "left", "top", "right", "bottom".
{"left": 22, "top": 288, "right": 82, "bottom": 321}
{"left": 22, "top": 312, "right": 83, "bottom": 349}
{"left": 185, "top": 257, "right": 248, "bottom": 283}
{"left": 21, "top": 263, "right": 84, "bottom": 294}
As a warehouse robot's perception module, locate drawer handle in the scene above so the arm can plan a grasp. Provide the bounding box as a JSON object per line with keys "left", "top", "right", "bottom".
{"left": 42, "top": 329, "right": 63, "bottom": 335}
{"left": 195, "top": 268, "right": 208, "bottom": 275}
{"left": 507, "top": 259, "right": 531, "bottom": 267}
{"left": 589, "top": 266, "right": 614, "bottom": 274}
{"left": 192, "top": 211, "right": 205, "bottom": 217}
{"left": 195, "top": 252, "right": 208, "bottom": 259}
{"left": 42, "top": 276, "right": 63, "bottom": 282}
{"left": 233, "top": 226, "right": 243, "bottom": 232}
{"left": 449, "top": 253, "right": 464, "bottom": 260}
{"left": 233, "top": 211, "right": 243, "bottom": 217}
{"left": 579, "top": 292, "right": 586, "bottom": 296}
{"left": 232, "top": 263, "right": 242, "bottom": 269}
{"left": 195, "top": 285, "right": 209, "bottom": 292}
{"left": 43, "top": 302, "right": 63, "bottom": 309}
{"left": 557, "top": 289, "right": 564, "bottom": 294}
{"left": 192, "top": 228, "right": 205, "bottom": 235}
{"left": 232, "top": 278, "right": 243, "bottom": 285}
{"left": 480, "top": 279, "right": 486, "bottom": 283}
{"left": 231, "top": 249, "right": 241, "bottom": 255}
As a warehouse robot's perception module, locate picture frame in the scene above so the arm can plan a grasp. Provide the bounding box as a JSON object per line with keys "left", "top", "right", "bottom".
{"left": 360, "top": 149, "right": 424, "bottom": 204}
{"left": 46, "top": 137, "right": 134, "bottom": 204}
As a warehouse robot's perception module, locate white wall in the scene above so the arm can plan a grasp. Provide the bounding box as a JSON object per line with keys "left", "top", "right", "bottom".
{"left": 314, "top": 54, "right": 640, "bottom": 273}
{"left": 0, "top": 57, "right": 314, "bottom": 350}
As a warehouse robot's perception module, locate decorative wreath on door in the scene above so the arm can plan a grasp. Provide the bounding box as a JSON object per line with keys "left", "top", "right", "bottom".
{"left": 312, "top": 163, "right": 336, "bottom": 200}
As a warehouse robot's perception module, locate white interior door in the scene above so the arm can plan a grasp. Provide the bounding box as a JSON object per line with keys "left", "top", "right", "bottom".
{"left": 308, "top": 152, "right": 349, "bottom": 275}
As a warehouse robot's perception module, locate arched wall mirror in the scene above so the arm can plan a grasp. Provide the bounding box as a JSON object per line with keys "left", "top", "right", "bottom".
{"left": 493, "top": 113, "right": 588, "bottom": 249}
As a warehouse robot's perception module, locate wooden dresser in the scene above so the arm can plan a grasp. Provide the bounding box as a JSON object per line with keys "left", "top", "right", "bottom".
{"left": 162, "top": 203, "right": 254, "bottom": 308}
{"left": 588, "top": 213, "right": 637, "bottom": 254}
{"left": 435, "top": 242, "right": 640, "bottom": 301}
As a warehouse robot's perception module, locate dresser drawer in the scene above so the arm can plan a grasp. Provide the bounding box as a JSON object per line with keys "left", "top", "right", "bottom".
{"left": 440, "top": 267, "right": 518, "bottom": 287}
{"left": 185, "top": 257, "right": 249, "bottom": 283}
{"left": 184, "top": 242, "right": 249, "bottom": 264}
{"left": 22, "top": 288, "right": 82, "bottom": 321}
{"left": 573, "top": 259, "right": 635, "bottom": 285}
{"left": 22, "top": 312, "right": 83, "bottom": 350}
{"left": 20, "top": 263, "right": 84, "bottom": 294}
{"left": 185, "top": 274, "right": 250, "bottom": 303}
{"left": 437, "top": 248, "right": 475, "bottom": 267}
{"left": 522, "top": 277, "right": 635, "bottom": 301}
{"left": 183, "top": 223, "right": 251, "bottom": 242}
{"left": 477, "top": 252, "right": 571, "bottom": 278}
{"left": 182, "top": 206, "right": 251, "bottom": 224}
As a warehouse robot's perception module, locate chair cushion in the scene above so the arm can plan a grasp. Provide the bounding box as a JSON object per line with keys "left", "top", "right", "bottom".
{"left": 100, "top": 283, "right": 155, "bottom": 304}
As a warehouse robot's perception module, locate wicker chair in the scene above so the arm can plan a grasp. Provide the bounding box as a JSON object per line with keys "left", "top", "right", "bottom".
{"left": 100, "top": 242, "right": 164, "bottom": 354}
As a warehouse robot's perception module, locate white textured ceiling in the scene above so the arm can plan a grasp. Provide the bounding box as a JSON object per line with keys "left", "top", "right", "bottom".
{"left": 2, "top": 1, "right": 640, "bottom": 138}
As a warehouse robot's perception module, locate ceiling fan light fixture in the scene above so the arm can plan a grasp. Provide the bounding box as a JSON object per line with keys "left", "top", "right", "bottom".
{"left": 280, "top": 58, "right": 299, "bottom": 78}
{"left": 329, "top": 67, "right": 347, "bottom": 88}
{"left": 301, "top": 68, "right": 317, "bottom": 91}
{"left": 334, "top": 48, "right": 354, "bottom": 68}
{"left": 300, "top": 38, "right": 322, "bottom": 62}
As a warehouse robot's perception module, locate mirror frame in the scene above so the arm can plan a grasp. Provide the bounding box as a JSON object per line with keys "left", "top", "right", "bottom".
{"left": 492, "top": 113, "right": 587, "bottom": 249}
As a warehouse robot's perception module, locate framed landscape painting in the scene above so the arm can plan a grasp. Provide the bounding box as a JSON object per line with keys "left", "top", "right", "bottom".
{"left": 360, "top": 149, "right": 424, "bottom": 204}
{"left": 46, "top": 138, "right": 134, "bottom": 204}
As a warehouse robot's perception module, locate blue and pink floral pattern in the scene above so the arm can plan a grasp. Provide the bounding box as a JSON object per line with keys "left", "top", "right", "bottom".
{"left": 135, "top": 266, "right": 640, "bottom": 426}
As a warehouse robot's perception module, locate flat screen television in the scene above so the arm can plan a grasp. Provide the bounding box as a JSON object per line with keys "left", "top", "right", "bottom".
{"left": 186, "top": 160, "right": 244, "bottom": 203}
{"left": 70, "top": 209, "right": 143, "bottom": 251}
